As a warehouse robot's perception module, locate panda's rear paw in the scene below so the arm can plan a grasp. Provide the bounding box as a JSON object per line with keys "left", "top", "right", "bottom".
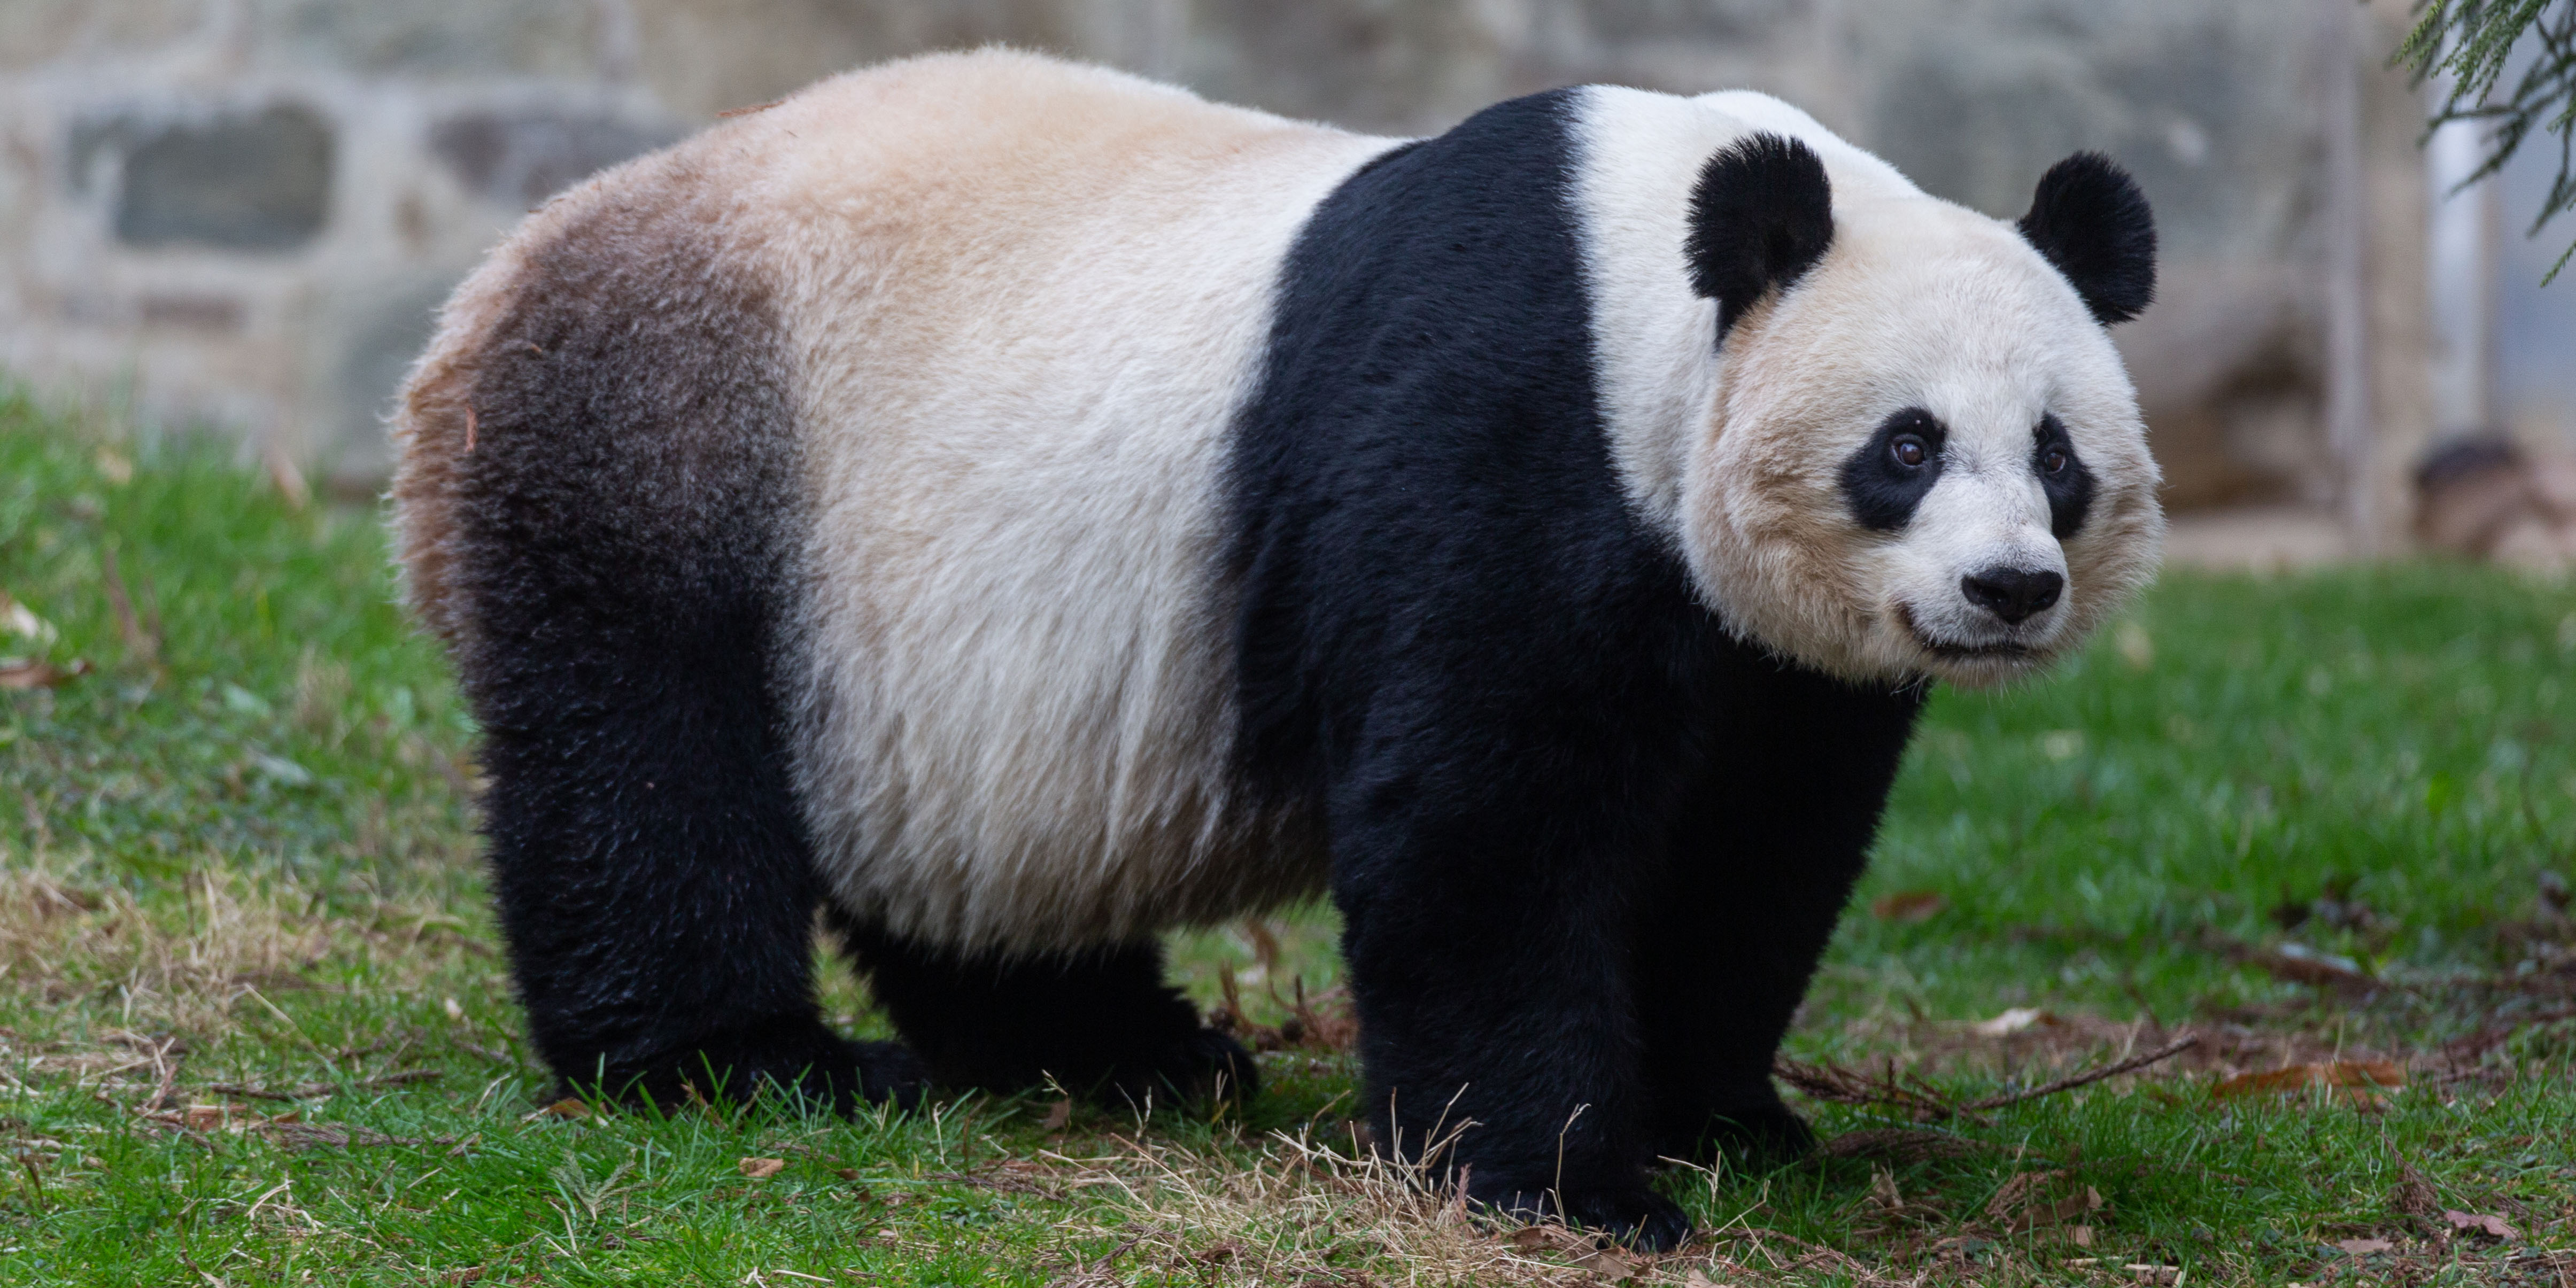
{"left": 847, "top": 1039, "right": 931, "bottom": 1111}
{"left": 1701, "top": 1103, "right": 1818, "bottom": 1166}
{"left": 1103, "top": 1027, "right": 1259, "bottom": 1113}
{"left": 1477, "top": 1184, "right": 1693, "bottom": 1253}
{"left": 574, "top": 1017, "right": 926, "bottom": 1115}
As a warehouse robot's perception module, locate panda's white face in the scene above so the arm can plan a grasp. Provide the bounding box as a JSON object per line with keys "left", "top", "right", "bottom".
{"left": 1681, "top": 200, "right": 2163, "bottom": 688}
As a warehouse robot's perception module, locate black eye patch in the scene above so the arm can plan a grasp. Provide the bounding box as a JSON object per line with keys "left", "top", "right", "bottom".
{"left": 1840, "top": 407, "right": 1947, "bottom": 531}
{"left": 2032, "top": 413, "right": 2095, "bottom": 539}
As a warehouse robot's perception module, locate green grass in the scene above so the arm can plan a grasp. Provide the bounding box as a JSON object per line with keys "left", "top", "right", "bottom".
{"left": 5, "top": 391, "right": 2575, "bottom": 1285}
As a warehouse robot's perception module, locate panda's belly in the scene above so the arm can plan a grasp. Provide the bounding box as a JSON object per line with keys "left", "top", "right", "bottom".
{"left": 782, "top": 415, "right": 1321, "bottom": 953}
{"left": 758, "top": 87, "right": 1389, "bottom": 952}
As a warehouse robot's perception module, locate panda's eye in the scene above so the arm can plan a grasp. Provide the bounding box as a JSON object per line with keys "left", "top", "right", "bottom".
{"left": 1890, "top": 434, "right": 1930, "bottom": 469}
{"left": 2041, "top": 446, "right": 2070, "bottom": 475}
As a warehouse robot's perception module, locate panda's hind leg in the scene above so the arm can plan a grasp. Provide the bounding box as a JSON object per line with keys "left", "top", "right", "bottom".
{"left": 423, "top": 195, "right": 924, "bottom": 1116}
{"left": 829, "top": 911, "right": 1256, "bottom": 1111}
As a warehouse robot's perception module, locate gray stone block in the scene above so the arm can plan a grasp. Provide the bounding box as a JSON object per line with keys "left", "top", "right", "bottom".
{"left": 81, "top": 103, "right": 336, "bottom": 252}
{"left": 251, "top": 0, "right": 604, "bottom": 78}
{"left": 430, "top": 109, "right": 682, "bottom": 208}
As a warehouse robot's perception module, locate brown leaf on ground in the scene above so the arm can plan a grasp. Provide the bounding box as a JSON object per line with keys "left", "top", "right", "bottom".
{"left": 0, "top": 657, "right": 90, "bottom": 689}
{"left": 1568, "top": 1243, "right": 1647, "bottom": 1282}
{"left": 1039, "top": 1097, "right": 1073, "bottom": 1134}
{"left": 2338, "top": 1238, "right": 2394, "bottom": 1255}
{"left": 1870, "top": 890, "right": 1948, "bottom": 922}
{"left": 1866, "top": 1166, "right": 1905, "bottom": 1216}
{"left": 739, "top": 1157, "right": 786, "bottom": 1180}
{"left": 2444, "top": 1209, "right": 2518, "bottom": 1240}
{"left": 529, "top": 1098, "right": 591, "bottom": 1121}
{"left": 2209, "top": 1060, "right": 2403, "bottom": 1100}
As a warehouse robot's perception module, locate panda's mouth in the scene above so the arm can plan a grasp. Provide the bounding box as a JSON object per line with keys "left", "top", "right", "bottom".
{"left": 1896, "top": 603, "right": 2040, "bottom": 661}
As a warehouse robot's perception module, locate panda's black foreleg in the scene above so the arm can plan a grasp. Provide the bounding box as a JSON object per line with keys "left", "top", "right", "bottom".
{"left": 1329, "top": 748, "right": 1693, "bottom": 1253}
{"left": 830, "top": 912, "right": 1255, "bottom": 1110}
{"left": 1634, "top": 658, "right": 1924, "bottom": 1167}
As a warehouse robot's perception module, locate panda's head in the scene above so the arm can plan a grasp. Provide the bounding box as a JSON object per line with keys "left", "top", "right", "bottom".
{"left": 1677, "top": 135, "right": 2162, "bottom": 688}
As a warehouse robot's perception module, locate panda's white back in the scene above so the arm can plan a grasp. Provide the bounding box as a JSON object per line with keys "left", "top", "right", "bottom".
{"left": 739, "top": 53, "right": 1402, "bottom": 951}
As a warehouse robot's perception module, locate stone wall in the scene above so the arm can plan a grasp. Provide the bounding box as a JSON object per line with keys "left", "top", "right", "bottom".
{"left": 0, "top": 0, "right": 2544, "bottom": 534}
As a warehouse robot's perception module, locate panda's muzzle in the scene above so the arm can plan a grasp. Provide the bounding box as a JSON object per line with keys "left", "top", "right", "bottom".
{"left": 1894, "top": 601, "right": 2044, "bottom": 662}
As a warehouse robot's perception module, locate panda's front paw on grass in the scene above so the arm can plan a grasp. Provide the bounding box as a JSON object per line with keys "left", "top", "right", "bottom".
{"left": 1101, "top": 1026, "right": 1259, "bottom": 1113}
{"left": 1474, "top": 1183, "right": 1693, "bottom": 1253}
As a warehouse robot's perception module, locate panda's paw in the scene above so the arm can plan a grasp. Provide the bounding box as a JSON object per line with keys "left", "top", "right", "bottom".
{"left": 845, "top": 1039, "right": 932, "bottom": 1111}
{"left": 1102, "top": 1026, "right": 1259, "bottom": 1113}
{"left": 588, "top": 1018, "right": 927, "bottom": 1116}
{"left": 757, "top": 1034, "right": 930, "bottom": 1115}
{"left": 1476, "top": 1184, "right": 1693, "bottom": 1253}
{"left": 1701, "top": 1103, "right": 1818, "bottom": 1166}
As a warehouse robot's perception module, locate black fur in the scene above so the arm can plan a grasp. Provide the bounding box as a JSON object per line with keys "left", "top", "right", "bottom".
{"left": 2016, "top": 152, "right": 2156, "bottom": 326}
{"left": 1839, "top": 407, "right": 1949, "bottom": 532}
{"left": 2032, "top": 413, "right": 2097, "bottom": 539}
{"left": 448, "top": 187, "right": 922, "bottom": 1113}
{"left": 1685, "top": 133, "right": 1835, "bottom": 339}
{"left": 1232, "top": 91, "right": 1922, "bottom": 1251}
{"left": 827, "top": 911, "right": 1257, "bottom": 1109}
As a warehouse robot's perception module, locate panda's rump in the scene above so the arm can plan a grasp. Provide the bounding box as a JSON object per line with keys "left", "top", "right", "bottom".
{"left": 753, "top": 54, "right": 1396, "bottom": 953}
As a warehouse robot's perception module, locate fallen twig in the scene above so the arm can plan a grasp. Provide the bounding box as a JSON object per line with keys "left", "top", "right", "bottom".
{"left": 1772, "top": 1056, "right": 1958, "bottom": 1121}
{"left": 138, "top": 1040, "right": 184, "bottom": 1114}
{"left": 1777, "top": 1034, "right": 2198, "bottom": 1124}
{"left": 99, "top": 546, "right": 160, "bottom": 665}
{"left": 1962, "top": 1034, "right": 2199, "bottom": 1111}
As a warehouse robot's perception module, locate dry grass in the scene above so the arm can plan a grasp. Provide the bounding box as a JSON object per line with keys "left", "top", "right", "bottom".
{"left": 1022, "top": 1120, "right": 2025, "bottom": 1287}
{"left": 0, "top": 843, "right": 499, "bottom": 1102}
{"left": 0, "top": 855, "right": 330, "bottom": 1036}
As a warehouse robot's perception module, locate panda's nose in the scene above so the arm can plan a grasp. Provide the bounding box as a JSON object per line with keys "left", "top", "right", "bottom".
{"left": 1961, "top": 567, "right": 2063, "bottom": 625}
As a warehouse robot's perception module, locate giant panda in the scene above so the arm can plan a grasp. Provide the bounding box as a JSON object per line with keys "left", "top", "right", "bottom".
{"left": 392, "top": 49, "right": 2160, "bottom": 1250}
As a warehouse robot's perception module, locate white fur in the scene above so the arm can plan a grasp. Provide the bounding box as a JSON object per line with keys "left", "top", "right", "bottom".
{"left": 727, "top": 54, "right": 1402, "bottom": 953}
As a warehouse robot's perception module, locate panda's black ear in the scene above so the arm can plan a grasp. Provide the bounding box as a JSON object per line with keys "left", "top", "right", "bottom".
{"left": 2017, "top": 152, "right": 2156, "bottom": 325}
{"left": 1685, "top": 133, "right": 1834, "bottom": 342}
